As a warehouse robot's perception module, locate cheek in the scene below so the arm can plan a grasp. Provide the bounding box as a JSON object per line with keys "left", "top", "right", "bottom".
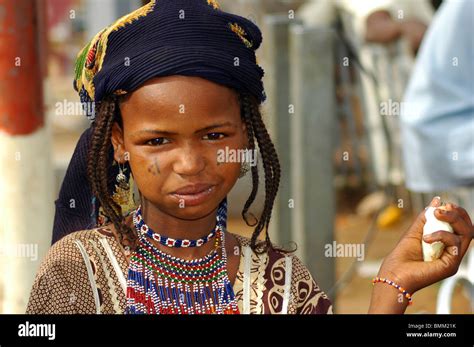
{"left": 127, "top": 151, "right": 168, "bottom": 192}
{"left": 213, "top": 142, "right": 245, "bottom": 186}
{"left": 216, "top": 158, "right": 240, "bottom": 177}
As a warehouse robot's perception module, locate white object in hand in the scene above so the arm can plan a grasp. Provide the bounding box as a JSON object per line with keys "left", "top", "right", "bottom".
{"left": 422, "top": 206, "right": 453, "bottom": 261}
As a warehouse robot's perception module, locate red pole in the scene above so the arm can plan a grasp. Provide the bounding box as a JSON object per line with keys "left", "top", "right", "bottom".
{"left": 0, "top": 0, "right": 45, "bottom": 136}
{"left": 0, "top": 0, "right": 51, "bottom": 313}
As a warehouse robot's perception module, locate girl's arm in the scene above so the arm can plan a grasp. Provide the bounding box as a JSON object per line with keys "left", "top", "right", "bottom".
{"left": 368, "top": 197, "right": 473, "bottom": 314}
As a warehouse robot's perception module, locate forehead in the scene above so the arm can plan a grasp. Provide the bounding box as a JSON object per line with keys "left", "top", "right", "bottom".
{"left": 120, "top": 75, "right": 240, "bottom": 123}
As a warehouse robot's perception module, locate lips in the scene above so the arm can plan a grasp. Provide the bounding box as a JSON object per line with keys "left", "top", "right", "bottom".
{"left": 170, "top": 183, "right": 216, "bottom": 206}
{"left": 171, "top": 183, "right": 215, "bottom": 195}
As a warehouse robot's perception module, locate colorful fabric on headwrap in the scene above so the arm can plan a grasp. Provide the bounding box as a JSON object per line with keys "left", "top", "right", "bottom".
{"left": 73, "top": 0, "right": 265, "bottom": 119}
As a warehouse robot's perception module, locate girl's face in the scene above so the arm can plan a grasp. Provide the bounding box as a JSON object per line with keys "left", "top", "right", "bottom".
{"left": 112, "top": 76, "right": 247, "bottom": 220}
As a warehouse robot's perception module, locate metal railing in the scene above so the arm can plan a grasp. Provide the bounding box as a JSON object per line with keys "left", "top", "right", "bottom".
{"left": 263, "top": 14, "right": 336, "bottom": 297}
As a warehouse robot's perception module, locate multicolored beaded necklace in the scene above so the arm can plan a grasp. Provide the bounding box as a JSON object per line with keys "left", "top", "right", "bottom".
{"left": 126, "top": 199, "right": 240, "bottom": 314}
{"left": 134, "top": 205, "right": 217, "bottom": 248}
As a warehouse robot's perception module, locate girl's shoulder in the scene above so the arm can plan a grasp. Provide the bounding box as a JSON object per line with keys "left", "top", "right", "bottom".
{"left": 230, "top": 232, "right": 315, "bottom": 275}
{"left": 27, "top": 227, "right": 127, "bottom": 314}
{"left": 37, "top": 228, "right": 107, "bottom": 268}
{"left": 43, "top": 227, "right": 122, "bottom": 265}
{"left": 41, "top": 226, "right": 128, "bottom": 280}
{"left": 229, "top": 232, "right": 333, "bottom": 314}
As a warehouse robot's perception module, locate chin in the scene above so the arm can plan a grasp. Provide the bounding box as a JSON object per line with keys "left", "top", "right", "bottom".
{"left": 168, "top": 202, "right": 220, "bottom": 221}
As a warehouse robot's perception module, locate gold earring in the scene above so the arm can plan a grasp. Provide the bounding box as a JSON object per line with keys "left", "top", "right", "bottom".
{"left": 112, "top": 152, "right": 136, "bottom": 216}
{"left": 239, "top": 161, "right": 250, "bottom": 178}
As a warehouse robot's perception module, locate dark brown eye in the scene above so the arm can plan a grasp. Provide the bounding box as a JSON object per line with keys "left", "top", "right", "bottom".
{"left": 146, "top": 138, "right": 169, "bottom": 146}
{"left": 203, "top": 133, "right": 225, "bottom": 140}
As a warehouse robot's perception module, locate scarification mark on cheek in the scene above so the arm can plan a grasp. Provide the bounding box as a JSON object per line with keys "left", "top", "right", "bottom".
{"left": 147, "top": 157, "right": 161, "bottom": 176}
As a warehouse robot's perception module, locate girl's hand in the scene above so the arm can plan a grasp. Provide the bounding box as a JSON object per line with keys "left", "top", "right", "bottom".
{"left": 377, "top": 196, "right": 473, "bottom": 295}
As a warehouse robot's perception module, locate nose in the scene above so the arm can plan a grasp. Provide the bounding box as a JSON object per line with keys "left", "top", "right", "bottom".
{"left": 172, "top": 143, "right": 206, "bottom": 177}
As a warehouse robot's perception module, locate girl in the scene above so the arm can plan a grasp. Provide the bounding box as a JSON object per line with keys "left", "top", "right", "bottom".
{"left": 27, "top": 0, "right": 473, "bottom": 314}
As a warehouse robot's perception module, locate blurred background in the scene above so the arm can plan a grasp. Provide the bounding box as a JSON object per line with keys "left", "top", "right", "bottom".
{"left": 0, "top": 0, "right": 472, "bottom": 314}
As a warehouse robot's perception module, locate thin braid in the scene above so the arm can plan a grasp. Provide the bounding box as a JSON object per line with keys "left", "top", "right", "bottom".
{"left": 87, "top": 97, "right": 137, "bottom": 250}
{"left": 240, "top": 96, "right": 259, "bottom": 226}
{"left": 240, "top": 93, "right": 283, "bottom": 254}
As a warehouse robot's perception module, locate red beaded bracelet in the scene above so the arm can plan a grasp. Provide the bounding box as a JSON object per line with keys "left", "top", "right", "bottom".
{"left": 372, "top": 277, "right": 413, "bottom": 305}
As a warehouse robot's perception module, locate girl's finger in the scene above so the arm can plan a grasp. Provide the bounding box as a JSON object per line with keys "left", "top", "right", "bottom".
{"left": 447, "top": 203, "right": 473, "bottom": 228}
{"left": 418, "top": 196, "right": 443, "bottom": 223}
{"left": 423, "top": 231, "right": 462, "bottom": 257}
{"left": 428, "top": 196, "right": 442, "bottom": 208}
{"left": 434, "top": 208, "right": 472, "bottom": 237}
{"left": 405, "top": 197, "right": 443, "bottom": 239}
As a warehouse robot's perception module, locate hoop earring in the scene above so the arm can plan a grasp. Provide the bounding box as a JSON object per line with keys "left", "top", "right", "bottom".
{"left": 238, "top": 161, "right": 250, "bottom": 178}
{"left": 112, "top": 152, "right": 136, "bottom": 215}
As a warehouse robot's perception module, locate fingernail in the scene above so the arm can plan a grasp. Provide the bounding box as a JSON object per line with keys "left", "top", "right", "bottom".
{"left": 437, "top": 208, "right": 447, "bottom": 214}
{"left": 423, "top": 234, "right": 433, "bottom": 241}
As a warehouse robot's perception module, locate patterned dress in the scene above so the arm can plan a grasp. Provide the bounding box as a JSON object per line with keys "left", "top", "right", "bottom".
{"left": 26, "top": 227, "right": 333, "bottom": 314}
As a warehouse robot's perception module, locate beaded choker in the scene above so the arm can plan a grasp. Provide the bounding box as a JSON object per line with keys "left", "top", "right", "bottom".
{"left": 133, "top": 205, "right": 220, "bottom": 248}
{"left": 126, "top": 199, "right": 240, "bottom": 314}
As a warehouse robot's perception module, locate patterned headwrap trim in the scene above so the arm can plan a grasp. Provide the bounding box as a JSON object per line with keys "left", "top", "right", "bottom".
{"left": 206, "top": 0, "right": 220, "bottom": 10}
{"left": 228, "top": 22, "right": 253, "bottom": 49}
{"left": 74, "top": 0, "right": 157, "bottom": 109}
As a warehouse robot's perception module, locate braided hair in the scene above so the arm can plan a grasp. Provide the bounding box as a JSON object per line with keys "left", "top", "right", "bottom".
{"left": 87, "top": 93, "right": 281, "bottom": 254}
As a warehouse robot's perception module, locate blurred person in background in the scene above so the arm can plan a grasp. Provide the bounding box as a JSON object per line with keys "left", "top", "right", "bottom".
{"left": 400, "top": 0, "right": 474, "bottom": 208}
{"left": 400, "top": 0, "right": 473, "bottom": 312}
{"left": 297, "top": 0, "right": 434, "bottom": 55}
